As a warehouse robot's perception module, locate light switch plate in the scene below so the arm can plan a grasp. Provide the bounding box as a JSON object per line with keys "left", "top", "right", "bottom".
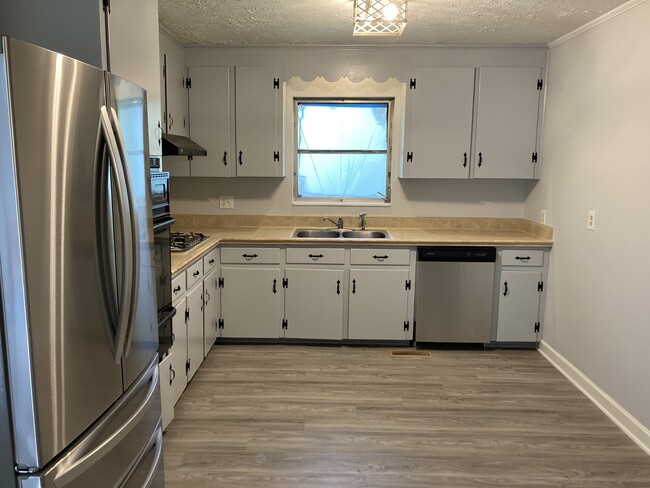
{"left": 587, "top": 210, "right": 596, "bottom": 231}
{"left": 540, "top": 210, "right": 547, "bottom": 225}
{"left": 220, "top": 195, "right": 234, "bottom": 209}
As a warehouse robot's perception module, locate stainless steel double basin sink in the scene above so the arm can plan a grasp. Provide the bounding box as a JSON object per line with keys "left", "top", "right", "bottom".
{"left": 291, "top": 229, "right": 391, "bottom": 239}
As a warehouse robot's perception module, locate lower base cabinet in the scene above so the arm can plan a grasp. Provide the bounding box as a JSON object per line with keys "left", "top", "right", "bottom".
{"left": 159, "top": 353, "right": 175, "bottom": 430}
{"left": 203, "top": 269, "right": 219, "bottom": 356}
{"left": 186, "top": 282, "right": 205, "bottom": 381}
{"left": 170, "top": 297, "right": 188, "bottom": 405}
{"left": 283, "top": 268, "right": 344, "bottom": 340}
{"left": 496, "top": 269, "right": 543, "bottom": 342}
{"left": 348, "top": 268, "right": 411, "bottom": 340}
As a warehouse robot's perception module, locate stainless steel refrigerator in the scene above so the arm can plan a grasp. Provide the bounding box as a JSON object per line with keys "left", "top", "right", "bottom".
{"left": 0, "top": 37, "right": 164, "bottom": 487}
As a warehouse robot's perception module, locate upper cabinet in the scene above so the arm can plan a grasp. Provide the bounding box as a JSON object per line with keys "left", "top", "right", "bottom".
{"left": 162, "top": 52, "right": 189, "bottom": 137}
{"left": 402, "top": 66, "right": 544, "bottom": 180}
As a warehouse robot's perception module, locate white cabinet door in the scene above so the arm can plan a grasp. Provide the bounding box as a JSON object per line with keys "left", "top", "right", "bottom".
{"left": 170, "top": 298, "right": 188, "bottom": 405}
{"left": 220, "top": 267, "right": 282, "bottom": 338}
{"left": 404, "top": 67, "right": 475, "bottom": 179}
{"left": 164, "top": 53, "right": 188, "bottom": 137}
{"left": 188, "top": 66, "right": 233, "bottom": 177}
{"left": 203, "top": 270, "right": 219, "bottom": 357}
{"left": 186, "top": 283, "right": 204, "bottom": 381}
{"left": 284, "top": 268, "right": 344, "bottom": 340}
{"left": 235, "top": 66, "right": 282, "bottom": 177}
{"left": 159, "top": 353, "right": 175, "bottom": 431}
{"left": 349, "top": 269, "right": 411, "bottom": 340}
{"left": 496, "top": 270, "right": 542, "bottom": 342}
{"left": 474, "top": 67, "right": 543, "bottom": 179}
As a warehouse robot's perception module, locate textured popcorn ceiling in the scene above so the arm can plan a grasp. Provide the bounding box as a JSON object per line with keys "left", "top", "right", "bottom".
{"left": 158, "top": 0, "right": 630, "bottom": 46}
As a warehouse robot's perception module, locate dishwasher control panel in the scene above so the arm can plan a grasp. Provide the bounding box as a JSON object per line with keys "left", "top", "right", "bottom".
{"left": 417, "top": 246, "right": 496, "bottom": 262}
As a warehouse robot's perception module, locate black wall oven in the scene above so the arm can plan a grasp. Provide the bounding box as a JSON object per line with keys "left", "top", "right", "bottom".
{"left": 151, "top": 171, "right": 175, "bottom": 356}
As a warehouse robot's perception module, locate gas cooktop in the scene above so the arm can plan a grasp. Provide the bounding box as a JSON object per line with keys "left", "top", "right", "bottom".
{"left": 170, "top": 232, "right": 209, "bottom": 253}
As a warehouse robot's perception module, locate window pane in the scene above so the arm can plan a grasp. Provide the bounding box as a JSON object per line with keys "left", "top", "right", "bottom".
{"left": 297, "top": 153, "right": 387, "bottom": 199}
{"left": 297, "top": 103, "right": 388, "bottom": 151}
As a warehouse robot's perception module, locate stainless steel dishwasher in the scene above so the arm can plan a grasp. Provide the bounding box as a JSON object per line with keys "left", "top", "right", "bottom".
{"left": 415, "top": 247, "right": 496, "bottom": 345}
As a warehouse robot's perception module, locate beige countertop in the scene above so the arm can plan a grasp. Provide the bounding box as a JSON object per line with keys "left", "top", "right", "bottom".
{"left": 170, "top": 218, "right": 553, "bottom": 276}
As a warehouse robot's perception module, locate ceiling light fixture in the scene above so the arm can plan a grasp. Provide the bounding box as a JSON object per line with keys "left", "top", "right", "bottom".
{"left": 353, "top": 0, "right": 407, "bottom": 36}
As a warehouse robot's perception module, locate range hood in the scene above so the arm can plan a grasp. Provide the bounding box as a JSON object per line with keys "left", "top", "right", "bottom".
{"left": 161, "top": 133, "right": 207, "bottom": 157}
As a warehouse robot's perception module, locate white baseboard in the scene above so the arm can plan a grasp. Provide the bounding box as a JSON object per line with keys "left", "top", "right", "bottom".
{"left": 538, "top": 340, "right": 650, "bottom": 456}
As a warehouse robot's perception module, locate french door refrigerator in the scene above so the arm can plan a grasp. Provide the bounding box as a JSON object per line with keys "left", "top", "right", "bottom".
{"left": 0, "top": 37, "right": 164, "bottom": 487}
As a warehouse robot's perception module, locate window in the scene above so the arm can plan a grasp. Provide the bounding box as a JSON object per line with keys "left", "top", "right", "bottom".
{"left": 295, "top": 99, "right": 392, "bottom": 204}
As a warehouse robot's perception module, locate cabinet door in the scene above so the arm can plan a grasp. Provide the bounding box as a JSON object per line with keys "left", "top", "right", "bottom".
{"left": 186, "top": 283, "right": 204, "bottom": 381}
{"left": 349, "top": 269, "right": 410, "bottom": 340}
{"left": 188, "top": 66, "right": 233, "bottom": 177}
{"left": 203, "top": 270, "right": 219, "bottom": 357}
{"left": 235, "top": 66, "right": 282, "bottom": 177}
{"left": 284, "top": 268, "right": 344, "bottom": 340}
{"left": 164, "top": 53, "right": 188, "bottom": 137}
{"left": 170, "top": 298, "right": 188, "bottom": 405}
{"left": 159, "top": 353, "right": 175, "bottom": 431}
{"left": 474, "top": 67, "right": 542, "bottom": 179}
{"left": 404, "top": 67, "right": 475, "bottom": 179}
{"left": 221, "top": 267, "right": 282, "bottom": 338}
{"left": 496, "top": 270, "right": 542, "bottom": 342}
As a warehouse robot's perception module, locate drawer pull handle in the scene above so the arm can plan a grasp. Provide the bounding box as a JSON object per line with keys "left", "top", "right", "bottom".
{"left": 308, "top": 253, "right": 324, "bottom": 259}
{"left": 193, "top": 271, "right": 200, "bottom": 277}
{"left": 336, "top": 280, "right": 340, "bottom": 295}
{"left": 515, "top": 256, "right": 531, "bottom": 261}
{"left": 208, "top": 258, "right": 215, "bottom": 264}
{"left": 272, "top": 279, "right": 277, "bottom": 294}
{"left": 242, "top": 254, "right": 258, "bottom": 259}
{"left": 373, "top": 255, "right": 389, "bottom": 261}
{"left": 173, "top": 285, "right": 181, "bottom": 293}
{"left": 503, "top": 281, "right": 509, "bottom": 296}
{"left": 352, "top": 279, "right": 356, "bottom": 294}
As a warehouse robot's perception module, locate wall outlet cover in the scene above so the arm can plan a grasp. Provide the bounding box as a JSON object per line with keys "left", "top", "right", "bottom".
{"left": 220, "top": 195, "right": 234, "bottom": 209}
{"left": 587, "top": 210, "right": 596, "bottom": 231}
{"left": 540, "top": 210, "right": 547, "bottom": 225}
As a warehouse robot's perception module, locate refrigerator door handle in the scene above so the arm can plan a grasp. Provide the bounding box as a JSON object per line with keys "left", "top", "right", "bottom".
{"left": 108, "top": 107, "right": 140, "bottom": 360}
{"left": 52, "top": 363, "right": 159, "bottom": 487}
{"left": 141, "top": 427, "right": 164, "bottom": 488}
{"left": 99, "top": 106, "right": 134, "bottom": 364}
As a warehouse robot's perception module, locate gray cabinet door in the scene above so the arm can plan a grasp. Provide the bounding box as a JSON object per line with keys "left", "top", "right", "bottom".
{"left": 284, "top": 268, "right": 344, "bottom": 340}
{"left": 164, "top": 52, "right": 188, "bottom": 137}
{"left": 404, "top": 67, "right": 475, "bottom": 179}
{"left": 220, "top": 267, "right": 282, "bottom": 338}
{"left": 203, "top": 270, "right": 220, "bottom": 356}
{"left": 186, "top": 282, "right": 205, "bottom": 381}
{"left": 496, "top": 270, "right": 542, "bottom": 342}
{"left": 189, "top": 66, "right": 233, "bottom": 177}
{"left": 474, "top": 67, "right": 543, "bottom": 179}
{"left": 170, "top": 298, "right": 188, "bottom": 405}
{"left": 349, "top": 269, "right": 410, "bottom": 340}
{"left": 235, "top": 66, "right": 282, "bottom": 177}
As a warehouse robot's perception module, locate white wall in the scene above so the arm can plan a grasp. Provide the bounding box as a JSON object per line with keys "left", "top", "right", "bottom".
{"left": 525, "top": 1, "right": 650, "bottom": 428}
{"left": 169, "top": 45, "right": 547, "bottom": 217}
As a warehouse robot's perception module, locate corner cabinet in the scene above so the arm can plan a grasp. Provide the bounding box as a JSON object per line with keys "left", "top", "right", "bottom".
{"left": 402, "top": 66, "right": 544, "bottom": 180}
{"left": 493, "top": 248, "right": 550, "bottom": 345}
{"left": 179, "top": 65, "right": 283, "bottom": 177}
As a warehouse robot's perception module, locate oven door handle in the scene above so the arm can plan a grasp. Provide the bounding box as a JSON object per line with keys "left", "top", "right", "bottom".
{"left": 153, "top": 216, "right": 176, "bottom": 233}
{"left": 157, "top": 305, "right": 177, "bottom": 328}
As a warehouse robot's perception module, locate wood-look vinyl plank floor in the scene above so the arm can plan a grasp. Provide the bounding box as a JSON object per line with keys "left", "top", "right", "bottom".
{"left": 163, "top": 345, "right": 650, "bottom": 487}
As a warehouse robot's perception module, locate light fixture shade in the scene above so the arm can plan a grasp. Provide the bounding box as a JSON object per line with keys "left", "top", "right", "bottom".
{"left": 353, "top": 0, "right": 407, "bottom": 36}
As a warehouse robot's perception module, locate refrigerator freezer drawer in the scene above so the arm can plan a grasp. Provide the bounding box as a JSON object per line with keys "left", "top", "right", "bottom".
{"left": 20, "top": 358, "right": 162, "bottom": 488}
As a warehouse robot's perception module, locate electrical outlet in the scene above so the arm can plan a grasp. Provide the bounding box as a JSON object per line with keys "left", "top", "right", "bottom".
{"left": 587, "top": 210, "right": 596, "bottom": 231}
{"left": 540, "top": 210, "right": 547, "bottom": 225}
{"left": 220, "top": 195, "right": 234, "bottom": 209}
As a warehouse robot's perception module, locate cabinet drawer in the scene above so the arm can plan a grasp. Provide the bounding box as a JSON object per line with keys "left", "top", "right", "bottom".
{"left": 350, "top": 248, "right": 410, "bottom": 266}
{"left": 203, "top": 248, "right": 219, "bottom": 274}
{"left": 286, "top": 247, "right": 345, "bottom": 265}
{"left": 220, "top": 247, "right": 280, "bottom": 264}
{"left": 186, "top": 260, "right": 204, "bottom": 289}
{"left": 171, "top": 274, "right": 186, "bottom": 300}
{"left": 501, "top": 250, "right": 544, "bottom": 267}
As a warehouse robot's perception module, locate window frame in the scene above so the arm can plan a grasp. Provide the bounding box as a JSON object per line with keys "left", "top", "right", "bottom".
{"left": 293, "top": 97, "right": 393, "bottom": 206}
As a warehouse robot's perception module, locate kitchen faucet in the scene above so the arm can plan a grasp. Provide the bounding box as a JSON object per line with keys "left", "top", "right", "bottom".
{"left": 323, "top": 216, "right": 344, "bottom": 229}
{"left": 358, "top": 212, "right": 367, "bottom": 230}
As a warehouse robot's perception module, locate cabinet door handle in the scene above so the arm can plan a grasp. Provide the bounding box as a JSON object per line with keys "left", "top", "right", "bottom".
{"left": 193, "top": 271, "right": 200, "bottom": 277}
{"left": 515, "top": 256, "right": 531, "bottom": 261}
{"left": 242, "top": 253, "right": 258, "bottom": 259}
{"left": 173, "top": 285, "right": 181, "bottom": 293}
{"left": 336, "top": 280, "right": 340, "bottom": 295}
{"left": 308, "top": 253, "right": 324, "bottom": 260}
{"left": 223, "top": 151, "right": 228, "bottom": 166}
{"left": 352, "top": 279, "right": 356, "bottom": 294}
{"left": 272, "top": 279, "right": 277, "bottom": 294}
{"left": 169, "top": 365, "right": 175, "bottom": 385}
{"left": 372, "top": 255, "right": 389, "bottom": 261}
{"left": 238, "top": 150, "right": 243, "bottom": 166}
{"left": 171, "top": 332, "right": 175, "bottom": 345}
{"left": 503, "top": 281, "right": 509, "bottom": 296}
{"left": 478, "top": 152, "right": 483, "bottom": 167}
{"left": 168, "top": 113, "right": 174, "bottom": 130}
{"left": 463, "top": 152, "right": 468, "bottom": 168}
{"left": 205, "top": 289, "right": 211, "bottom": 304}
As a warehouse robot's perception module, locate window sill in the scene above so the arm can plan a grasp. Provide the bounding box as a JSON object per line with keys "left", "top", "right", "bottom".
{"left": 293, "top": 199, "right": 390, "bottom": 207}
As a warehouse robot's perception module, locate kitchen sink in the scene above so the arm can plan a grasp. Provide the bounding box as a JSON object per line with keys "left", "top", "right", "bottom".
{"left": 291, "top": 229, "right": 391, "bottom": 239}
